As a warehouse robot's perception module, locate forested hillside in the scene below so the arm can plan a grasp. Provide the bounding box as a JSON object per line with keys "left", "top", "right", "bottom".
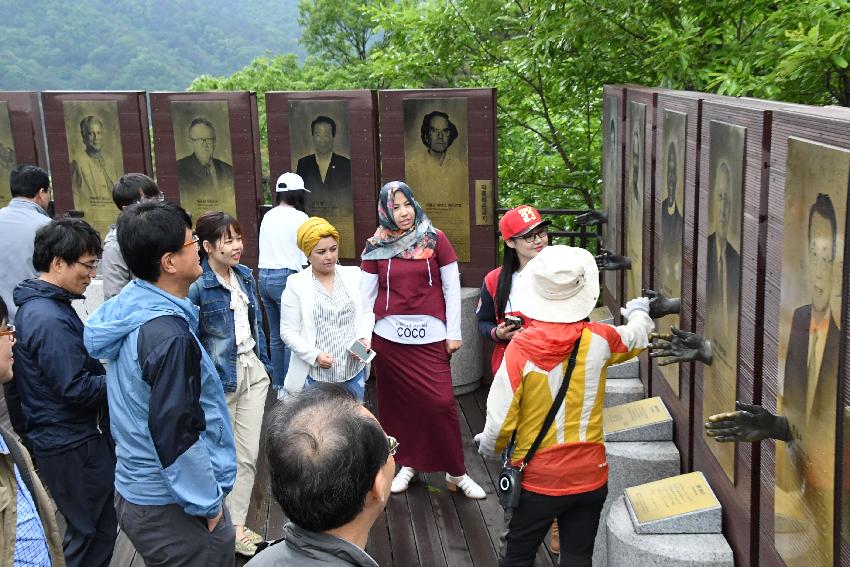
{"left": 0, "top": 0, "right": 303, "bottom": 91}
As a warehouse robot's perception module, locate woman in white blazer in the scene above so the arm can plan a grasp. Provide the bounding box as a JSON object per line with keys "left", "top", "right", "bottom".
{"left": 280, "top": 217, "right": 375, "bottom": 400}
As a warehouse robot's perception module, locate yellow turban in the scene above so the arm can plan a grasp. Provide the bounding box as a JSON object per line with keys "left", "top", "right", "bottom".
{"left": 297, "top": 217, "right": 340, "bottom": 256}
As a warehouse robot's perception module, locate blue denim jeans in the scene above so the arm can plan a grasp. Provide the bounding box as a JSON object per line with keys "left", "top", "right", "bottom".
{"left": 259, "top": 268, "right": 297, "bottom": 390}
{"left": 305, "top": 368, "right": 367, "bottom": 402}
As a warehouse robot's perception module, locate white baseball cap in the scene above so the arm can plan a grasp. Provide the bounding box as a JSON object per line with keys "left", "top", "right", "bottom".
{"left": 275, "top": 172, "right": 310, "bottom": 193}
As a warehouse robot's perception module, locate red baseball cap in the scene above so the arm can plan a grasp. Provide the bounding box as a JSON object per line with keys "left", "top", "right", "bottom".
{"left": 499, "top": 205, "right": 550, "bottom": 240}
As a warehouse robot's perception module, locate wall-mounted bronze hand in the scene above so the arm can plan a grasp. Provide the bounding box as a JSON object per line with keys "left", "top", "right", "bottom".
{"left": 705, "top": 401, "right": 791, "bottom": 443}
{"left": 648, "top": 327, "right": 713, "bottom": 366}
{"left": 643, "top": 289, "right": 681, "bottom": 319}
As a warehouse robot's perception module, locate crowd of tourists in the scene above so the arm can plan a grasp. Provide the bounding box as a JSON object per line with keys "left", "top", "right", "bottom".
{"left": 0, "top": 164, "right": 655, "bottom": 567}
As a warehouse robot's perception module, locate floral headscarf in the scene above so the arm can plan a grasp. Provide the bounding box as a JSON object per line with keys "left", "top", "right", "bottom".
{"left": 361, "top": 181, "right": 438, "bottom": 260}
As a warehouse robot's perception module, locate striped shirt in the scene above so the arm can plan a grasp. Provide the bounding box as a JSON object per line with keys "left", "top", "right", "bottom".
{"left": 0, "top": 435, "right": 51, "bottom": 566}
{"left": 311, "top": 272, "right": 365, "bottom": 383}
{"left": 479, "top": 312, "right": 654, "bottom": 496}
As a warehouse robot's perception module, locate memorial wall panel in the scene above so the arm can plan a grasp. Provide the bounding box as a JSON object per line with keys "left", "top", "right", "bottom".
{"left": 42, "top": 91, "right": 152, "bottom": 238}
{"left": 378, "top": 88, "right": 497, "bottom": 287}
{"left": 624, "top": 86, "right": 658, "bottom": 393}
{"left": 0, "top": 92, "right": 46, "bottom": 208}
{"left": 761, "top": 107, "right": 850, "bottom": 567}
{"left": 150, "top": 91, "right": 263, "bottom": 269}
{"left": 651, "top": 91, "right": 706, "bottom": 473}
{"left": 602, "top": 85, "right": 626, "bottom": 320}
{"left": 694, "top": 99, "right": 789, "bottom": 566}
{"left": 266, "top": 90, "right": 379, "bottom": 261}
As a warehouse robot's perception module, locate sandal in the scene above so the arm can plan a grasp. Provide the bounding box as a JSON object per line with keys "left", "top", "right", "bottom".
{"left": 243, "top": 527, "right": 264, "bottom": 545}
{"left": 235, "top": 537, "right": 258, "bottom": 557}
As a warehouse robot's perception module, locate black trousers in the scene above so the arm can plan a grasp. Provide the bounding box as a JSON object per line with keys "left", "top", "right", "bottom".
{"left": 501, "top": 484, "right": 608, "bottom": 567}
{"left": 36, "top": 434, "right": 118, "bottom": 567}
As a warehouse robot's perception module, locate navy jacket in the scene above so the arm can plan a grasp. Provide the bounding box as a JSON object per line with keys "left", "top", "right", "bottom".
{"left": 12, "top": 279, "right": 108, "bottom": 454}
{"left": 188, "top": 259, "right": 272, "bottom": 392}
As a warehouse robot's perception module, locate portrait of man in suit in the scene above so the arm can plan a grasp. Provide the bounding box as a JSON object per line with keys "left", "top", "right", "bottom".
{"left": 296, "top": 115, "right": 351, "bottom": 198}
{"left": 702, "top": 119, "right": 745, "bottom": 482}
{"left": 70, "top": 115, "right": 122, "bottom": 208}
{"left": 625, "top": 101, "right": 645, "bottom": 300}
{"left": 176, "top": 116, "right": 234, "bottom": 201}
{"left": 706, "top": 159, "right": 741, "bottom": 338}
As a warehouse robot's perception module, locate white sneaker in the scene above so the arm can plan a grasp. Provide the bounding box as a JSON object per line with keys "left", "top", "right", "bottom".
{"left": 391, "top": 466, "right": 417, "bottom": 493}
{"left": 446, "top": 473, "right": 486, "bottom": 499}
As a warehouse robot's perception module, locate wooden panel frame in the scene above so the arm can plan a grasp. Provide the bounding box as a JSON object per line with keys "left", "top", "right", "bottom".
{"left": 266, "top": 89, "right": 379, "bottom": 263}
{"left": 651, "top": 91, "right": 707, "bottom": 474}
{"left": 378, "top": 88, "right": 498, "bottom": 288}
{"left": 601, "top": 85, "right": 627, "bottom": 321}
{"left": 150, "top": 91, "right": 263, "bottom": 269}
{"left": 693, "top": 98, "right": 795, "bottom": 566}
{"left": 0, "top": 91, "right": 47, "bottom": 171}
{"left": 760, "top": 106, "right": 850, "bottom": 567}
{"left": 42, "top": 91, "right": 152, "bottom": 219}
{"left": 624, "top": 86, "right": 658, "bottom": 394}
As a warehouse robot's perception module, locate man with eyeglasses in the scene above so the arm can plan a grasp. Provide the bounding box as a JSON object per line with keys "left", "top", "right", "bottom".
{"left": 176, "top": 116, "right": 234, "bottom": 202}
{"left": 247, "top": 383, "right": 395, "bottom": 566}
{"left": 12, "top": 217, "right": 117, "bottom": 567}
{"left": 102, "top": 173, "right": 163, "bottom": 299}
{"left": 84, "top": 200, "right": 236, "bottom": 566}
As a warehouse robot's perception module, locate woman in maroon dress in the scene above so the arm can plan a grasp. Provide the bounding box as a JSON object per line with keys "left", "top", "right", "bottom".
{"left": 361, "top": 181, "right": 485, "bottom": 498}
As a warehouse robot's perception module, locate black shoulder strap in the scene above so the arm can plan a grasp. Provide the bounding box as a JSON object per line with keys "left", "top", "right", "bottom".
{"left": 522, "top": 333, "right": 582, "bottom": 466}
{"left": 0, "top": 427, "right": 41, "bottom": 513}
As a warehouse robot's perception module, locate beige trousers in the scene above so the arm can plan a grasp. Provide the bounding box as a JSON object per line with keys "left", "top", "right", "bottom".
{"left": 225, "top": 350, "right": 270, "bottom": 526}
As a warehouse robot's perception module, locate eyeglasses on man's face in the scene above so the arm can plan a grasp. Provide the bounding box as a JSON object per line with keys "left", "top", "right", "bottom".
{"left": 516, "top": 227, "right": 548, "bottom": 244}
{"left": 386, "top": 435, "right": 399, "bottom": 457}
{"left": 182, "top": 234, "right": 200, "bottom": 249}
{"left": 74, "top": 259, "right": 101, "bottom": 274}
{"left": 0, "top": 325, "right": 15, "bottom": 342}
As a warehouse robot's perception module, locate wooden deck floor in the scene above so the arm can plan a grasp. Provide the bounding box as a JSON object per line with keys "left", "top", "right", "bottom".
{"left": 3, "top": 381, "right": 559, "bottom": 566}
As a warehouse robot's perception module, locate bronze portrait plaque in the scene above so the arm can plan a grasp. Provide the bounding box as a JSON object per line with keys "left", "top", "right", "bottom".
{"left": 290, "top": 100, "right": 354, "bottom": 258}
{"left": 403, "top": 97, "right": 470, "bottom": 261}
{"left": 625, "top": 101, "right": 646, "bottom": 300}
{"left": 658, "top": 110, "right": 687, "bottom": 397}
{"left": 62, "top": 100, "right": 125, "bottom": 238}
{"left": 702, "top": 120, "right": 745, "bottom": 483}
{"left": 774, "top": 137, "right": 849, "bottom": 567}
{"left": 171, "top": 100, "right": 237, "bottom": 221}
{"left": 602, "top": 95, "right": 621, "bottom": 299}
{"left": 0, "top": 102, "right": 16, "bottom": 207}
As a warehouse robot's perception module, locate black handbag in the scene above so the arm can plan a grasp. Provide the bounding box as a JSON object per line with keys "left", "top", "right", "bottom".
{"left": 497, "top": 335, "right": 582, "bottom": 510}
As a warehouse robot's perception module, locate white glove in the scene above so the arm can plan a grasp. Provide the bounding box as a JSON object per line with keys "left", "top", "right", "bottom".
{"left": 474, "top": 432, "right": 501, "bottom": 461}
{"left": 620, "top": 296, "right": 650, "bottom": 320}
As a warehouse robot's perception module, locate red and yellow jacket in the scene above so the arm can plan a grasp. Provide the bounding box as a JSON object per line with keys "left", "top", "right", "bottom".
{"left": 478, "top": 312, "right": 654, "bottom": 496}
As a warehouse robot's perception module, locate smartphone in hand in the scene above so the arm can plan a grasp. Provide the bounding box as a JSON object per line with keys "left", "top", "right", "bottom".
{"left": 348, "top": 339, "right": 377, "bottom": 363}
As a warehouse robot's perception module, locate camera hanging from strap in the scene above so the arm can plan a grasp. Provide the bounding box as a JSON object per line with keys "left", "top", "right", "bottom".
{"left": 497, "top": 334, "right": 582, "bottom": 510}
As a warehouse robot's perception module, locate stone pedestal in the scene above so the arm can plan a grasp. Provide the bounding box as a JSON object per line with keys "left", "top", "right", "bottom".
{"left": 590, "top": 305, "right": 614, "bottom": 324}
{"left": 606, "top": 497, "right": 733, "bottom": 566}
{"left": 592, "top": 441, "right": 680, "bottom": 565}
{"left": 451, "top": 287, "right": 484, "bottom": 395}
{"left": 603, "top": 397, "right": 673, "bottom": 442}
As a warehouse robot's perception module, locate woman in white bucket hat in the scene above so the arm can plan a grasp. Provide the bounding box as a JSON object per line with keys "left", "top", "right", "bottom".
{"left": 476, "top": 245, "right": 655, "bottom": 566}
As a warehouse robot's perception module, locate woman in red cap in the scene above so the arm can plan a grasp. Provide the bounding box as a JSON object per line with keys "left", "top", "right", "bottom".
{"left": 477, "top": 205, "right": 551, "bottom": 375}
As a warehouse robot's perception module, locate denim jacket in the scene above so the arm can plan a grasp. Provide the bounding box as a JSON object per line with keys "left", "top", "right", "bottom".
{"left": 189, "top": 260, "right": 272, "bottom": 392}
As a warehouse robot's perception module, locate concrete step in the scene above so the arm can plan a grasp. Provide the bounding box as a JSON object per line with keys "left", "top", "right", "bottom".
{"left": 607, "top": 358, "right": 639, "bottom": 379}
{"left": 604, "top": 378, "right": 644, "bottom": 407}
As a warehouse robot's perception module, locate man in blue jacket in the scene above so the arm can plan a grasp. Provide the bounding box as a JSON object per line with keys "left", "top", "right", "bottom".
{"left": 12, "top": 217, "right": 115, "bottom": 567}
{"left": 84, "top": 200, "right": 236, "bottom": 567}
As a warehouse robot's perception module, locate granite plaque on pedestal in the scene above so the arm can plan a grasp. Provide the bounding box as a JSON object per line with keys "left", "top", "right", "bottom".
{"left": 604, "top": 397, "right": 673, "bottom": 442}
{"left": 625, "top": 472, "right": 721, "bottom": 534}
